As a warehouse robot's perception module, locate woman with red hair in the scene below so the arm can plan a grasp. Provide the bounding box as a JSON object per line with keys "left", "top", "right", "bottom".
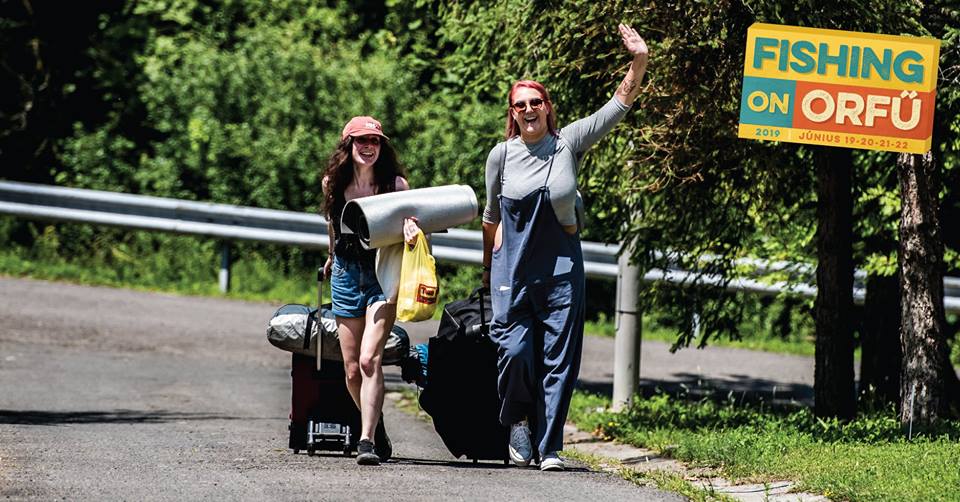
{"left": 481, "top": 24, "right": 649, "bottom": 471}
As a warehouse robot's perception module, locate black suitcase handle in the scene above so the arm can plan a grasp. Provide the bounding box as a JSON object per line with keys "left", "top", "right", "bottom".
{"left": 464, "top": 286, "right": 490, "bottom": 338}
{"left": 304, "top": 266, "right": 326, "bottom": 351}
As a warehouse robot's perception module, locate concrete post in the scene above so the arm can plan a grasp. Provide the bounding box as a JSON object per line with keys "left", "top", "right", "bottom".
{"left": 219, "top": 242, "right": 231, "bottom": 293}
{"left": 613, "top": 244, "right": 641, "bottom": 411}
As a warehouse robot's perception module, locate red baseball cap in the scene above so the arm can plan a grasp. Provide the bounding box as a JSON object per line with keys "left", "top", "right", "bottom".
{"left": 341, "top": 116, "right": 389, "bottom": 141}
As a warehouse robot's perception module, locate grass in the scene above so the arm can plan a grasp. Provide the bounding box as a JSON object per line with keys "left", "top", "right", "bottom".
{"left": 0, "top": 223, "right": 483, "bottom": 309}
{"left": 393, "top": 388, "right": 431, "bottom": 423}
{"left": 567, "top": 391, "right": 960, "bottom": 502}
{"left": 0, "top": 247, "right": 323, "bottom": 304}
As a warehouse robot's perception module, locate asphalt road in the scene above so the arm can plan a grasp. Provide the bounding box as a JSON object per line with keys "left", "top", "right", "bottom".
{"left": 0, "top": 277, "right": 685, "bottom": 501}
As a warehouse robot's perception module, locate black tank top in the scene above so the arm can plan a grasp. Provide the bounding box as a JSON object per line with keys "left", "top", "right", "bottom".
{"left": 330, "top": 178, "right": 398, "bottom": 267}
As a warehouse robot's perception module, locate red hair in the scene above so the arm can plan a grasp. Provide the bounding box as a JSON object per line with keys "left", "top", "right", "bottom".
{"left": 504, "top": 80, "right": 558, "bottom": 140}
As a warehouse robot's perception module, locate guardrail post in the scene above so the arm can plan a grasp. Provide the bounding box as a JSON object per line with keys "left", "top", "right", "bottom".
{"left": 613, "top": 243, "right": 641, "bottom": 412}
{"left": 219, "top": 242, "right": 231, "bottom": 293}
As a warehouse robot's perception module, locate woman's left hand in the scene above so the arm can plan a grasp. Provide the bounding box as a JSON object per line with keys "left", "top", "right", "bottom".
{"left": 403, "top": 217, "right": 420, "bottom": 246}
{"left": 619, "top": 23, "right": 648, "bottom": 59}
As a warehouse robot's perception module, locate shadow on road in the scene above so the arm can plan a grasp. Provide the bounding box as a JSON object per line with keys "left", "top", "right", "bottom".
{"left": 0, "top": 409, "right": 240, "bottom": 425}
{"left": 289, "top": 453, "right": 590, "bottom": 471}
{"left": 578, "top": 374, "right": 814, "bottom": 406}
{"left": 389, "top": 457, "right": 589, "bottom": 472}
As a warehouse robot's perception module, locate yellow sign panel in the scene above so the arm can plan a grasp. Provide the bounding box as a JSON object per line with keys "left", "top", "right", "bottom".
{"left": 738, "top": 23, "right": 940, "bottom": 154}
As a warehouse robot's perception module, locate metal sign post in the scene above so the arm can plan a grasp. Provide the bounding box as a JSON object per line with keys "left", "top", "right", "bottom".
{"left": 613, "top": 244, "right": 642, "bottom": 412}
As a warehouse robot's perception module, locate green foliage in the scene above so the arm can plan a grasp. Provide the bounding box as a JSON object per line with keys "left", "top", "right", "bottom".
{"left": 435, "top": 261, "right": 482, "bottom": 305}
{"left": 0, "top": 218, "right": 324, "bottom": 305}
{"left": 61, "top": 0, "right": 410, "bottom": 211}
{"left": 3, "top": 0, "right": 959, "bottom": 354}
{"left": 569, "top": 391, "right": 960, "bottom": 502}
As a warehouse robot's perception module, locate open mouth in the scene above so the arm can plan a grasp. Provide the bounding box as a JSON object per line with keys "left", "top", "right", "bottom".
{"left": 523, "top": 114, "right": 539, "bottom": 126}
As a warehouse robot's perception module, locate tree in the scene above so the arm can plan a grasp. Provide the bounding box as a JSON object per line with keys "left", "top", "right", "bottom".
{"left": 814, "top": 147, "right": 856, "bottom": 419}
{"left": 897, "top": 151, "right": 955, "bottom": 425}
{"left": 859, "top": 274, "right": 901, "bottom": 406}
{"left": 0, "top": 0, "right": 126, "bottom": 183}
{"left": 895, "top": 0, "right": 960, "bottom": 427}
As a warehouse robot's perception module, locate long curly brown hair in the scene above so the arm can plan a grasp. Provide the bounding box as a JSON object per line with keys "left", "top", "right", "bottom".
{"left": 321, "top": 137, "right": 407, "bottom": 218}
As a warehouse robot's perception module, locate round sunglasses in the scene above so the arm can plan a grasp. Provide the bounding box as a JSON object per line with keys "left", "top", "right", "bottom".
{"left": 511, "top": 98, "right": 545, "bottom": 113}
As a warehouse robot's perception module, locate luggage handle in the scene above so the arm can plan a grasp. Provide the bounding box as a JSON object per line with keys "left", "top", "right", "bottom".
{"left": 463, "top": 286, "right": 490, "bottom": 338}
{"left": 477, "top": 287, "right": 487, "bottom": 331}
{"left": 312, "top": 265, "right": 326, "bottom": 370}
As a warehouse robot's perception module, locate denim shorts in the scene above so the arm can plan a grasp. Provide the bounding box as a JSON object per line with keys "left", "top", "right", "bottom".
{"left": 330, "top": 255, "right": 386, "bottom": 318}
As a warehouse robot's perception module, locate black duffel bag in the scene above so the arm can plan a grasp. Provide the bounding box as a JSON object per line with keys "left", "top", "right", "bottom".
{"left": 418, "top": 287, "right": 509, "bottom": 463}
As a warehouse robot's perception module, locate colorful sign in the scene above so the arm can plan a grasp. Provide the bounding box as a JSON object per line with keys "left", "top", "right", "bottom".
{"left": 738, "top": 23, "right": 940, "bottom": 154}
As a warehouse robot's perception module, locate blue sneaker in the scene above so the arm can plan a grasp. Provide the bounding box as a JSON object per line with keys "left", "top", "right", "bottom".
{"left": 508, "top": 421, "right": 532, "bottom": 467}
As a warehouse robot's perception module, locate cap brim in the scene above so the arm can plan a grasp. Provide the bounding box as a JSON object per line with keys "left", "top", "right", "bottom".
{"left": 346, "top": 132, "right": 389, "bottom": 140}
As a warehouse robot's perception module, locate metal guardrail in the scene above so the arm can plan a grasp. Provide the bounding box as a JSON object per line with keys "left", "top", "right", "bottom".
{"left": 4, "top": 180, "right": 960, "bottom": 411}
{"left": 1, "top": 180, "right": 958, "bottom": 312}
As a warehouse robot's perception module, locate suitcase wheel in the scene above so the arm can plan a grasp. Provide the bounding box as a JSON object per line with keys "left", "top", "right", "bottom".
{"left": 307, "top": 447, "right": 316, "bottom": 456}
{"left": 293, "top": 449, "right": 300, "bottom": 455}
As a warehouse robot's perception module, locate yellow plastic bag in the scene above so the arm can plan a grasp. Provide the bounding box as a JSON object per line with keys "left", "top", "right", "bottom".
{"left": 396, "top": 229, "right": 439, "bottom": 322}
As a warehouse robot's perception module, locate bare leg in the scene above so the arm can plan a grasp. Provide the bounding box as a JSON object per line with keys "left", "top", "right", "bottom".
{"left": 358, "top": 301, "right": 395, "bottom": 440}
{"left": 336, "top": 315, "right": 366, "bottom": 410}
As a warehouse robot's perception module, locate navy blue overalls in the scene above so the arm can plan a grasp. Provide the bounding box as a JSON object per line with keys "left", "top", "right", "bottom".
{"left": 489, "top": 142, "right": 585, "bottom": 457}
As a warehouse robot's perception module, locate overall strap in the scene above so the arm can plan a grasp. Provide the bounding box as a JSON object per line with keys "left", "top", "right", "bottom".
{"left": 498, "top": 142, "right": 507, "bottom": 187}
{"left": 542, "top": 135, "right": 559, "bottom": 189}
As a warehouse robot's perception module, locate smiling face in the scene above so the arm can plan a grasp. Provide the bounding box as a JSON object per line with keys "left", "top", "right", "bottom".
{"left": 511, "top": 87, "right": 551, "bottom": 143}
{"left": 350, "top": 135, "right": 381, "bottom": 167}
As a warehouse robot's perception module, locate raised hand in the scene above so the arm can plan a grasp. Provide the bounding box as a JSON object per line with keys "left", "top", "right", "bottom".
{"left": 619, "top": 23, "right": 648, "bottom": 59}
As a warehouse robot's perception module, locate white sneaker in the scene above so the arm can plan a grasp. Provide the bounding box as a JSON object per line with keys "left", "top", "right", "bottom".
{"left": 540, "top": 451, "right": 564, "bottom": 471}
{"left": 508, "top": 421, "right": 532, "bottom": 467}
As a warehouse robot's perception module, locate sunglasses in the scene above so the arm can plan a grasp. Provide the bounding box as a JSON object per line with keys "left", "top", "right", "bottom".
{"left": 353, "top": 135, "right": 381, "bottom": 146}
{"left": 511, "top": 98, "right": 545, "bottom": 113}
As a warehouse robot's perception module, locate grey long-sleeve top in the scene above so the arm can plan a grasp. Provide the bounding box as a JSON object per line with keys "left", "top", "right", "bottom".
{"left": 482, "top": 96, "right": 631, "bottom": 226}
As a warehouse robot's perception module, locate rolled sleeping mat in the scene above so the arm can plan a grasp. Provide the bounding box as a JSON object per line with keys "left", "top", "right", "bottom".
{"left": 341, "top": 185, "right": 478, "bottom": 249}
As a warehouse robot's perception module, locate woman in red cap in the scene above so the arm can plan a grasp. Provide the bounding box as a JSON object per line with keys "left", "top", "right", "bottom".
{"left": 481, "top": 24, "right": 649, "bottom": 471}
{"left": 322, "top": 115, "right": 420, "bottom": 465}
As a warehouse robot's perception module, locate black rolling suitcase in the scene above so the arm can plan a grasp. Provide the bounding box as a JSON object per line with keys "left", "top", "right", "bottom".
{"left": 418, "top": 287, "right": 509, "bottom": 464}
{"left": 287, "top": 268, "right": 360, "bottom": 455}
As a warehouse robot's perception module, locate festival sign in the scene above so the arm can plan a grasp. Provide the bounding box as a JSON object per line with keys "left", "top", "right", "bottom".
{"left": 738, "top": 23, "right": 940, "bottom": 154}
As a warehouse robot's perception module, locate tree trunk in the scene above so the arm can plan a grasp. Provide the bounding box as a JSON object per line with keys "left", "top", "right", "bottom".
{"left": 814, "top": 147, "right": 856, "bottom": 420}
{"left": 859, "top": 274, "right": 901, "bottom": 408}
{"left": 897, "top": 151, "right": 953, "bottom": 426}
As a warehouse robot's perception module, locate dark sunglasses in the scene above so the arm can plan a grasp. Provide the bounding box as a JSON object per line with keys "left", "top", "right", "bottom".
{"left": 354, "top": 135, "right": 381, "bottom": 146}
{"left": 511, "top": 98, "right": 545, "bottom": 113}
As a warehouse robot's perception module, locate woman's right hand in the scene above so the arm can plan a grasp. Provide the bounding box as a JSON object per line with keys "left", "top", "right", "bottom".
{"left": 403, "top": 217, "right": 421, "bottom": 246}
{"left": 323, "top": 255, "right": 334, "bottom": 281}
{"left": 618, "top": 23, "right": 648, "bottom": 60}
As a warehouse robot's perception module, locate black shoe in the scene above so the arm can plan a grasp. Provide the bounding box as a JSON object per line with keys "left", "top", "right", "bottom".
{"left": 356, "top": 439, "right": 379, "bottom": 466}
{"left": 374, "top": 415, "right": 392, "bottom": 462}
